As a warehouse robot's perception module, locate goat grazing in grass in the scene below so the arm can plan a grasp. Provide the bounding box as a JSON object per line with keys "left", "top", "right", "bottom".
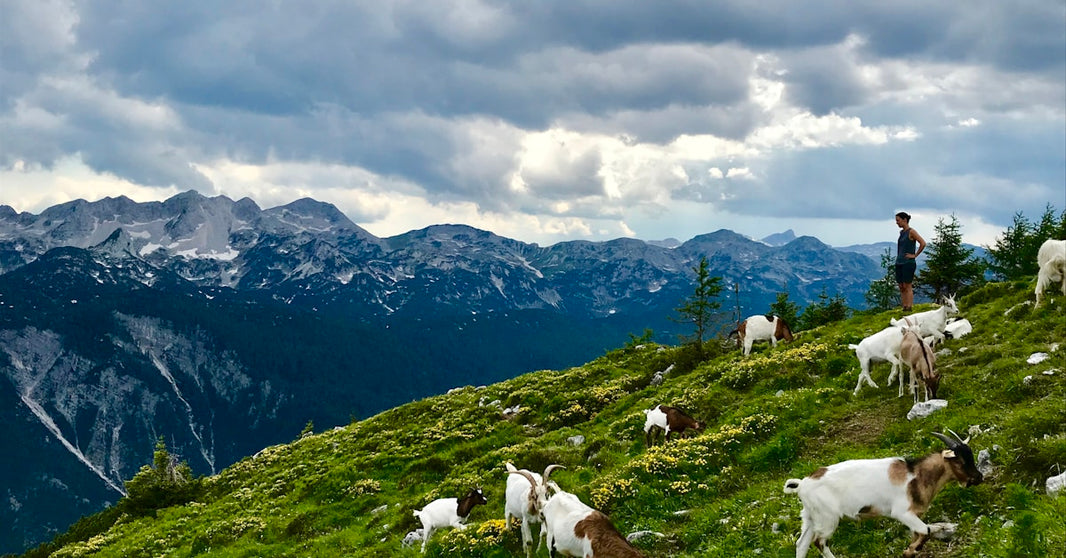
{"left": 540, "top": 488, "right": 645, "bottom": 557}
{"left": 412, "top": 487, "right": 488, "bottom": 553}
{"left": 899, "top": 328, "right": 939, "bottom": 402}
{"left": 505, "top": 463, "right": 565, "bottom": 558}
{"left": 784, "top": 430, "right": 983, "bottom": 558}
{"left": 1035, "top": 238, "right": 1066, "bottom": 306}
{"left": 848, "top": 326, "right": 906, "bottom": 396}
{"left": 643, "top": 404, "right": 702, "bottom": 446}
{"left": 735, "top": 314, "right": 795, "bottom": 356}
{"left": 889, "top": 295, "right": 959, "bottom": 346}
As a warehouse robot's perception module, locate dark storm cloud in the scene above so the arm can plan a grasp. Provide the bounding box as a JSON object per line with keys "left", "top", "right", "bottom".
{"left": 2, "top": 0, "right": 1063, "bottom": 231}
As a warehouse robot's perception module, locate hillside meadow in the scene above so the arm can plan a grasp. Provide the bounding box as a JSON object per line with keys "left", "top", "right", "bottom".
{"left": 22, "top": 280, "right": 1066, "bottom": 557}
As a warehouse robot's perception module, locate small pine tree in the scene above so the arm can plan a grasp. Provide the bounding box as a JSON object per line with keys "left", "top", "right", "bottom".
{"left": 799, "top": 288, "right": 850, "bottom": 330}
{"left": 865, "top": 248, "right": 901, "bottom": 311}
{"left": 769, "top": 287, "right": 801, "bottom": 331}
{"left": 986, "top": 211, "right": 1037, "bottom": 280}
{"left": 673, "top": 257, "right": 723, "bottom": 355}
{"left": 123, "top": 438, "right": 199, "bottom": 516}
{"left": 917, "top": 214, "right": 986, "bottom": 299}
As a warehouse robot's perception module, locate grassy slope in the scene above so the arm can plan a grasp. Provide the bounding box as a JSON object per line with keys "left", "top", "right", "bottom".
{"left": 30, "top": 281, "right": 1066, "bottom": 557}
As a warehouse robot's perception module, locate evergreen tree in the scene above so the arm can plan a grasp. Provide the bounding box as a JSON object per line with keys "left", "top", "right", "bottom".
{"left": 865, "top": 247, "right": 901, "bottom": 311}
{"left": 799, "top": 288, "right": 850, "bottom": 330}
{"left": 986, "top": 211, "right": 1036, "bottom": 280}
{"left": 674, "top": 257, "right": 723, "bottom": 353}
{"left": 917, "top": 214, "right": 986, "bottom": 298}
{"left": 123, "top": 438, "right": 200, "bottom": 516}
{"left": 769, "top": 287, "right": 801, "bottom": 331}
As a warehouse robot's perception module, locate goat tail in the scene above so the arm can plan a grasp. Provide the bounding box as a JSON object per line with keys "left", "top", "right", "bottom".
{"left": 847, "top": 344, "right": 860, "bottom": 350}
{"left": 505, "top": 462, "right": 517, "bottom": 473}
{"left": 412, "top": 509, "right": 421, "bottom": 518}
{"left": 783, "top": 479, "right": 802, "bottom": 494}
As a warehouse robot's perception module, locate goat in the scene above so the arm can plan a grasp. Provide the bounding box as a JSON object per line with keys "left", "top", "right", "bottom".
{"left": 505, "top": 463, "right": 565, "bottom": 558}
{"left": 1035, "top": 238, "right": 1066, "bottom": 306}
{"left": 736, "top": 314, "right": 795, "bottom": 356}
{"left": 899, "top": 328, "right": 939, "bottom": 402}
{"left": 540, "top": 488, "right": 645, "bottom": 557}
{"left": 944, "top": 318, "right": 972, "bottom": 339}
{"left": 412, "top": 487, "right": 488, "bottom": 553}
{"left": 889, "top": 295, "right": 959, "bottom": 346}
{"left": 783, "top": 429, "right": 983, "bottom": 558}
{"left": 643, "top": 404, "right": 702, "bottom": 446}
{"left": 848, "top": 326, "right": 905, "bottom": 396}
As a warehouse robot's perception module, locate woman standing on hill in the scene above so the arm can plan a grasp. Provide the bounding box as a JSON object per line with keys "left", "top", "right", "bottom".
{"left": 895, "top": 211, "right": 926, "bottom": 310}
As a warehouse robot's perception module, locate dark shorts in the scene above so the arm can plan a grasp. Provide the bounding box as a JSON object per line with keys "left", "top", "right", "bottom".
{"left": 895, "top": 260, "right": 916, "bottom": 284}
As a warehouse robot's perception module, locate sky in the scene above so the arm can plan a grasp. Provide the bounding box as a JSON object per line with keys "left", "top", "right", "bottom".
{"left": 1, "top": 1, "right": 1064, "bottom": 248}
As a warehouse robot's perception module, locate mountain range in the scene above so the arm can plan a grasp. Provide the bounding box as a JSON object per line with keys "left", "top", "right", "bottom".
{"left": 0, "top": 191, "right": 883, "bottom": 553}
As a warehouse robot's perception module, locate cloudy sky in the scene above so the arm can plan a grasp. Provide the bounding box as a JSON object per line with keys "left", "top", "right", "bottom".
{"left": 2, "top": 1, "right": 1063, "bottom": 247}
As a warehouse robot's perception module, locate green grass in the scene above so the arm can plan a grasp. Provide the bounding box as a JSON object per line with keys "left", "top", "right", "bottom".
{"left": 22, "top": 281, "right": 1066, "bottom": 557}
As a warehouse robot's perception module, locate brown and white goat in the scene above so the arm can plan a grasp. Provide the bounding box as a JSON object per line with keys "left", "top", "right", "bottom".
{"left": 900, "top": 328, "right": 939, "bottom": 402}
{"left": 412, "top": 487, "right": 488, "bottom": 553}
{"left": 783, "top": 430, "right": 983, "bottom": 558}
{"left": 505, "top": 463, "right": 565, "bottom": 557}
{"left": 541, "top": 490, "right": 645, "bottom": 557}
{"left": 643, "top": 404, "right": 702, "bottom": 446}
{"left": 735, "top": 314, "right": 795, "bottom": 356}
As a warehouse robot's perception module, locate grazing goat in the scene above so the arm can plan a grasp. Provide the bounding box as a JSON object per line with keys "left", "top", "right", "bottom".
{"left": 735, "top": 314, "right": 795, "bottom": 356}
{"left": 848, "top": 326, "right": 905, "bottom": 396}
{"left": 1035, "top": 238, "right": 1066, "bottom": 306}
{"left": 643, "top": 405, "right": 702, "bottom": 446}
{"left": 505, "top": 463, "right": 565, "bottom": 558}
{"left": 412, "top": 487, "right": 488, "bottom": 553}
{"left": 889, "top": 295, "right": 959, "bottom": 346}
{"left": 784, "top": 430, "right": 983, "bottom": 558}
{"left": 540, "top": 488, "right": 645, "bottom": 557}
{"left": 899, "top": 328, "right": 939, "bottom": 402}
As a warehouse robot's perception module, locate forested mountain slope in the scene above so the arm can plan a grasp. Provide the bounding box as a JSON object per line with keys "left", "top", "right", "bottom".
{"left": 23, "top": 280, "right": 1065, "bottom": 558}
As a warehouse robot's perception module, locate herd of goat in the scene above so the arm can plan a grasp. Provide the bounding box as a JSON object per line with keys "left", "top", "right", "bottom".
{"left": 409, "top": 238, "right": 1065, "bottom": 557}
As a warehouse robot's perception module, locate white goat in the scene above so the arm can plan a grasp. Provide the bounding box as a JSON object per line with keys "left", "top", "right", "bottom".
{"left": 1035, "top": 238, "right": 1066, "bottom": 306}
{"left": 412, "top": 487, "right": 488, "bottom": 553}
{"left": 889, "top": 295, "right": 959, "bottom": 346}
{"left": 505, "top": 463, "right": 564, "bottom": 558}
{"left": 540, "top": 489, "right": 645, "bottom": 557}
{"left": 944, "top": 317, "right": 972, "bottom": 339}
{"left": 848, "top": 326, "right": 905, "bottom": 395}
{"left": 784, "top": 430, "right": 984, "bottom": 558}
{"left": 735, "top": 314, "right": 795, "bottom": 356}
{"left": 899, "top": 329, "right": 939, "bottom": 402}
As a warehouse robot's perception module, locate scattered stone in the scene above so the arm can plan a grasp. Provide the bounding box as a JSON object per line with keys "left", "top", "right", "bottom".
{"left": 371, "top": 504, "right": 388, "bottom": 515}
{"left": 1047, "top": 471, "right": 1066, "bottom": 497}
{"left": 936, "top": 348, "right": 952, "bottom": 358}
{"left": 1027, "top": 352, "right": 1049, "bottom": 365}
{"left": 402, "top": 530, "right": 424, "bottom": 547}
{"left": 1023, "top": 375, "right": 1034, "bottom": 385}
{"left": 1002, "top": 520, "right": 1015, "bottom": 529}
{"left": 672, "top": 509, "right": 691, "bottom": 516}
{"left": 907, "top": 399, "right": 948, "bottom": 420}
{"left": 626, "top": 530, "right": 666, "bottom": 543}
{"left": 447, "top": 386, "right": 467, "bottom": 394}
{"left": 502, "top": 404, "right": 522, "bottom": 418}
{"left": 1051, "top": 343, "right": 1061, "bottom": 352}
{"left": 1044, "top": 369, "right": 1059, "bottom": 376}
{"left": 928, "top": 522, "right": 957, "bottom": 541}
{"left": 775, "top": 390, "right": 785, "bottom": 397}
{"left": 958, "top": 346, "right": 969, "bottom": 353}
{"left": 567, "top": 435, "right": 585, "bottom": 446}
{"left": 977, "top": 449, "right": 993, "bottom": 476}
{"left": 771, "top": 522, "right": 781, "bottom": 534}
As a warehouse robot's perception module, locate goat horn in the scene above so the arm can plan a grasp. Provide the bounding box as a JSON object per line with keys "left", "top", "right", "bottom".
{"left": 931, "top": 431, "right": 959, "bottom": 449}
{"left": 946, "top": 428, "right": 970, "bottom": 445}
{"left": 543, "top": 464, "right": 566, "bottom": 480}
{"left": 508, "top": 470, "right": 539, "bottom": 490}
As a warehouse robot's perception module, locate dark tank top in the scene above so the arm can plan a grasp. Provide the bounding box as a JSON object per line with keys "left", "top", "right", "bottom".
{"left": 897, "top": 228, "right": 917, "bottom": 264}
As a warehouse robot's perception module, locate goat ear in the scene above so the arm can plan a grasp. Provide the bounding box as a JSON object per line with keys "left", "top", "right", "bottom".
{"left": 941, "top": 449, "right": 956, "bottom": 459}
